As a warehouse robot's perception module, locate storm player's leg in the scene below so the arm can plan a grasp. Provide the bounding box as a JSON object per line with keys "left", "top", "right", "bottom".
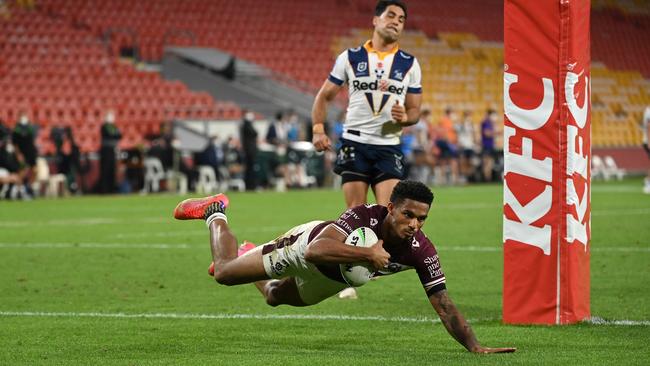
{"left": 342, "top": 181, "right": 370, "bottom": 207}
{"left": 372, "top": 178, "right": 400, "bottom": 206}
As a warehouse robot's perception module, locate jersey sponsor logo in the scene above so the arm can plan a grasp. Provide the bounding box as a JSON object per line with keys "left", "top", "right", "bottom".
{"left": 423, "top": 255, "right": 438, "bottom": 265}
{"left": 335, "top": 219, "right": 354, "bottom": 233}
{"left": 394, "top": 154, "right": 403, "bottom": 171}
{"left": 427, "top": 260, "right": 443, "bottom": 278}
{"left": 392, "top": 70, "right": 404, "bottom": 81}
{"left": 340, "top": 209, "right": 360, "bottom": 221}
{"left": 352, "top": 80, "right": 405, "bottom": 95}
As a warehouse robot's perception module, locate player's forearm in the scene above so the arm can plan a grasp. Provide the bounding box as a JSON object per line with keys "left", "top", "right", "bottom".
{"left": 311, "top": 93, "right": 328, "bottom": 128}
{"left": 304, "top": 239, "right": 372, "bottom": 265}
{"left": 401, "top": 107, "right": 420, "bottom": 126}
{"left": 430, "top": 290, "right": 481, "bottom": 352}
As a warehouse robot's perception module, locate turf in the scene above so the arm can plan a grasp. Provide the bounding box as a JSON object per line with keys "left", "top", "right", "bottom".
{"left": 0, "top": 179, "right": 648, "bottom": 365}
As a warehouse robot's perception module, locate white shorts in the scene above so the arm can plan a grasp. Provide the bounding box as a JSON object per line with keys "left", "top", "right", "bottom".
{"left": 260, "top": 220, "right": 348, "bottom": 305}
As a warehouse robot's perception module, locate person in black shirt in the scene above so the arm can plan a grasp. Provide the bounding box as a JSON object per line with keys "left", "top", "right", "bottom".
{"left": 239, "top": 111, "right": 258, "bottom": 191}
{"left": 99, "top": 111, "right": 122, "bottom": 193}
{"left": 12, "top": 113, "right": 38, "bottom": 197}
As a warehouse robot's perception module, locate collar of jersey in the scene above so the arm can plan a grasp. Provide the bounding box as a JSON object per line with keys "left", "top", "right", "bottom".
{"left": 363, "top": 40, "right": 399, "bottom": 61}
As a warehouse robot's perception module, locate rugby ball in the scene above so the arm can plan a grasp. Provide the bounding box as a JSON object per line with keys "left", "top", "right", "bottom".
{"left": 340, "top": 227, "right": 378, "bottom": 287}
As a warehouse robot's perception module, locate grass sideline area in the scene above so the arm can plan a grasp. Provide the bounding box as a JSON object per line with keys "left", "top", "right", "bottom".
{"left": 1, "top": 179, "right": 648, "bottom": 365}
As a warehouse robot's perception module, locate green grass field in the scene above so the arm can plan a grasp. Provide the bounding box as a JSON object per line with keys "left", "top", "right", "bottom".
{"left": 1, "top": 179, "right": 649, "bottom": 365}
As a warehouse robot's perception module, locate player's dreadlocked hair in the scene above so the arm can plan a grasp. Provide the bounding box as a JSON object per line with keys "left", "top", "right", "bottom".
{"left": 375, "top": 0, "right": 408, "bottom": 19}
{"left": 390, "top": 180, "right": 434, "bottom": 206}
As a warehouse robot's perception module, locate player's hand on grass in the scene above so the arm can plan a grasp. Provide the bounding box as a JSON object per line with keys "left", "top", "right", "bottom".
{"left": 471, "top": 346, "right": 517, "bottom": 354}
{"left": 391, "top": 100, "right": 407, "bottom": 124}
{"left": 312, "top": 132, "right": 332, "bottom": 152}
{"left": 368, "top": 240, "right": 390, "bottom": 270}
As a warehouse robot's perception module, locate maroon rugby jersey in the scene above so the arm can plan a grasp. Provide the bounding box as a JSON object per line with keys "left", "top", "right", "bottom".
{"left": 308, "top": 204, "right": 446, "bottom": 296}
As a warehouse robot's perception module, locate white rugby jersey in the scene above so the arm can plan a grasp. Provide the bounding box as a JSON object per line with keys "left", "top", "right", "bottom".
{"left": 328, "top": 40, "right": 422, "bottom": 145}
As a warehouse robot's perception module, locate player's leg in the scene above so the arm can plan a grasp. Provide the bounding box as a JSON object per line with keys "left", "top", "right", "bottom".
{"left": 371, "top": 143, "right": 407, "bottom": 205}
{"left": 174, "top": 193, "right": 270, "bottom": 286}
{"left": 261, "top": 278, "right": 309, "bottom": 307}
{"left": 333, "top": 139, "right": 372, "bottom": 207}
{"left": 342, "top": 181, "right": 369, "bottom": 207}
{"left": 207, "top": 217, "right": 269, "bottom": 285}
{"left": 372, "top": 178, "right": 400, "bottom": 206}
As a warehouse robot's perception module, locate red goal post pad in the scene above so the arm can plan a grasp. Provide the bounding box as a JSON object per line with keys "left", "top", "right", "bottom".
{"left": 503, "top": 0, "right": 591, "bottom": 324}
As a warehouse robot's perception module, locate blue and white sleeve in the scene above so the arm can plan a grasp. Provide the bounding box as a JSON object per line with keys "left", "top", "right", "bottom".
{"left": 328, "top": 51, "right": 348, "bottom": 86}
{"left": 407, "top": 58, "right": 422, "bottom": 94}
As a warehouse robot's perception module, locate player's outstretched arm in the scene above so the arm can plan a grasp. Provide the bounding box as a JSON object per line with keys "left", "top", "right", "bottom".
{"left": 429, "top": 290, "right": 516, "bottom": 354}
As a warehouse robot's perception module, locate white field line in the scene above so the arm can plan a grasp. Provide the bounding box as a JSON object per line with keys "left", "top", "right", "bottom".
{"left": 0, "top": 243, "right": 190, "bottom": 249}
{"left": 0, "top": 217, "right": 168, "bottom": 227}
{"left": 0, "top": 311, "right": 647, "bottom": 326}
{"left": 0, "top": 242, "right": 648, "bottom": 252}
{"left": 113, "top": 225, "right": 290, "bottom": 239}
{"left": 1, "top": 204, "right": 648, "bottom": 228}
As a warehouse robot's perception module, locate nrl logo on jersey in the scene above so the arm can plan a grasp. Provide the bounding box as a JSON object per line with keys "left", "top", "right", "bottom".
{"left": 357, "top": 62, "right": 368, "bottom": 73}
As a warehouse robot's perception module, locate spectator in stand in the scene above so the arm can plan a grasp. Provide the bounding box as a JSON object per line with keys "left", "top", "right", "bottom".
{"left": 195, "top": 135, "right": 225, "bottom": 183}
{"left": 266, "top": 111, "right": 290, "bottom": 187}
{"left": 266, "top": 111, "right": 289, "bottom": 146}
{"left": 12, "top": 112, "right": 38, "bottom": 198}
{"left": 121, "top": 144, "right": 145, "bottom": 193}
{"left": 58, "top": 127, "right": 81, "bottom": 194}
{"left": 285, "top": 110, "right": 302, "bottom": 142}
{"left": 239, "top": 110, "right": 258, "bottom": 191}
{"left": 0, "top": 120, "right": 22, "bottom": 196}
{"left": 435, "top": 107, "right": 459, "bottom": 185}
{"left": 407, "top": 107, "right": 434, "bottom": 183}
{"left": 99, "top": 111, "right": 122, "bottom": 193}
{"left": 480, "top": 109, "right": 497, "bottom": 182}
{"left": 455, "top": 110, "right": 477, "bottom": 183}
{"left": 148, "top": 121, "right": 196, "bottom": 191}
{"left": 224, "top": 136, "right": 245, "bottom": 184}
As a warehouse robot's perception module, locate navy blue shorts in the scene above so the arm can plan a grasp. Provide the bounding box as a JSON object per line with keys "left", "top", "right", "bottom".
{"left": 333, "top": 138, "right": 405, "bottom": 185}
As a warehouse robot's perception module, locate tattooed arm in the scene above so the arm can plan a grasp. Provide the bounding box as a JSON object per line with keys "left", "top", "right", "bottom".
{"left": 429, "top": 290, "right": 516, "bottom": 353}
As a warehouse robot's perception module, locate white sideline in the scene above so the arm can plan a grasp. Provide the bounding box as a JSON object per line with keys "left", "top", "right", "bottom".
{"left": 1, "top": 242, "right": 648, "bottom": 252}
{"left": 0, "top": 311, "right": 647, "bottom": 326}
{"left": 0, "top": 242, "right": 190, "bottom": 249}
